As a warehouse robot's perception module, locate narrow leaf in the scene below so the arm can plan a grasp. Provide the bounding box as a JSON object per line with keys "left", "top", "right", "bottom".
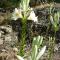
{"left": 36, "top": 46, "right": 46, "bottom": 60}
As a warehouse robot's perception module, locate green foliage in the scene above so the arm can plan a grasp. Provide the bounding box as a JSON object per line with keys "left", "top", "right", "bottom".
{"left": 31, "top": 36, "right": 46, "bottom": 60}
{"left": 12, "top": 0, "right": 38, "bottom": 56}
{"left": 50, "top": 12, "right": 60, "bottom": 32}
{"left": 16, "top": 36, "right": 46, "bottom": 60}
{"left": 48, "top": 4, "right": 60, "bottom": 32}
{"left": 11, "top": 0, "right": 30, "bottom": 56}
{"left": 20, "top": 0, "right": 30, "bottom": 11}
{"left": 47, "top": 4, "right": 60, "bottom": 60}
{"left": 18, "top": 0, "right": 30, "bottom": 56}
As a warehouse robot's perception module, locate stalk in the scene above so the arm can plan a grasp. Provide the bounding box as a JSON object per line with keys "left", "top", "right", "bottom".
{"left": 19, "top": 17, "right": 27, "bottom": 56}
{"left": 47, "top": 37, "right": 55, "bottom": 60}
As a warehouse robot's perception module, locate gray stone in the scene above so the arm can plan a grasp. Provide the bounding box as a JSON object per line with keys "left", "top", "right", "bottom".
{"left": 5, "top": 35, "right": 12, "bottom": 42}
{"left": 0, "top": 39, "right": 3, "bottom": 45}
{"left": 0, "top": 25, "right": 12, "bottom": 33}
{"left": 0, "top": 25, "right": 18, "bottom": 47}
{"left": 0, "top": 31, "right": 4, "bottom": 37}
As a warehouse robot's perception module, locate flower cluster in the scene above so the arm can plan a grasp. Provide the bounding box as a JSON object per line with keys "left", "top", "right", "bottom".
{"left": 12, "top": 8, "right": 23, "bottom": 20}
{"left": 12, "top": 8, "right": 38, "bottom": 23}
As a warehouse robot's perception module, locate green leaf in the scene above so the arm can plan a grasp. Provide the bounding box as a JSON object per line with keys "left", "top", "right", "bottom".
{"left": 36, "top": 46, "right": 46, "bottom": 60}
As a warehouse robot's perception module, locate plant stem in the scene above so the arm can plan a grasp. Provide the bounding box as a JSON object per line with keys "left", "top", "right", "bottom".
{"left": 19, "top": 17, "right": 27, "bottom": 56}
{"left": 47, "top": 35, "right": 55, "bottom": 60}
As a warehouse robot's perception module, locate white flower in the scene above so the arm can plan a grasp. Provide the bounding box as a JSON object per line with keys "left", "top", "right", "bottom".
{"left": 28, "top": 11, "right": 38, "bottom": 22}
{"left": 12, "top": 8, "right": 38, "bottom": 22}
{"left": 12, "top": 8, "right": 23, "bottom": 20}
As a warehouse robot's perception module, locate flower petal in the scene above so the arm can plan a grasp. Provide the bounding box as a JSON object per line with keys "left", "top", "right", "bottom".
{"left": 28, "top": 11, "right": 38, "bottom": 22}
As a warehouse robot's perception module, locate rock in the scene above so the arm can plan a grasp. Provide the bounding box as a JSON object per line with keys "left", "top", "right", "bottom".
{"left": 0, "top": 16, "right": 4, "bottom": 24}
{"left": 0, "top": 25, "right": 18, "bottom": 47}
{"left": 0, "top": 47, "right": 18, "bottom": 60}
{"left": 0, "top": 31, "right": 4, "bottom": 37}
{"left": 0, "top": 39, "right": 3, "bottom": 45}
{"left": 0, "top": 25, "right": 12, "bottom": 33}
{"left": 2, "top": 49, "right": 6, "bottom": 52}
{"left": 54, "top": 44, "right": 59, "bottom": 52}
{"left": 5, "top": 34, "right": 12, "bottom": 42}
{"left": 13, "top": 47, "right": 18, "bottom": 54}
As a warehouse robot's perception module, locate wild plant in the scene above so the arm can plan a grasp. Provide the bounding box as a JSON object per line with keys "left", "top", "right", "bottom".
{"left": 16, "top": 36, "right": 46, "bottom": 60}
{"left": 12, "top": 0, "right": 38, "bottom": 56}
{"left": 50, "top": 12, "right": 60, "bottom": 33}
{"left": 47, "top": 37, "right": 55, "bottom": 60}
{"left": 31, "top": 36, "right": 46, "bottom": 60}
{"left": 47, "top": 4, "right": 60, "bottom": 60}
